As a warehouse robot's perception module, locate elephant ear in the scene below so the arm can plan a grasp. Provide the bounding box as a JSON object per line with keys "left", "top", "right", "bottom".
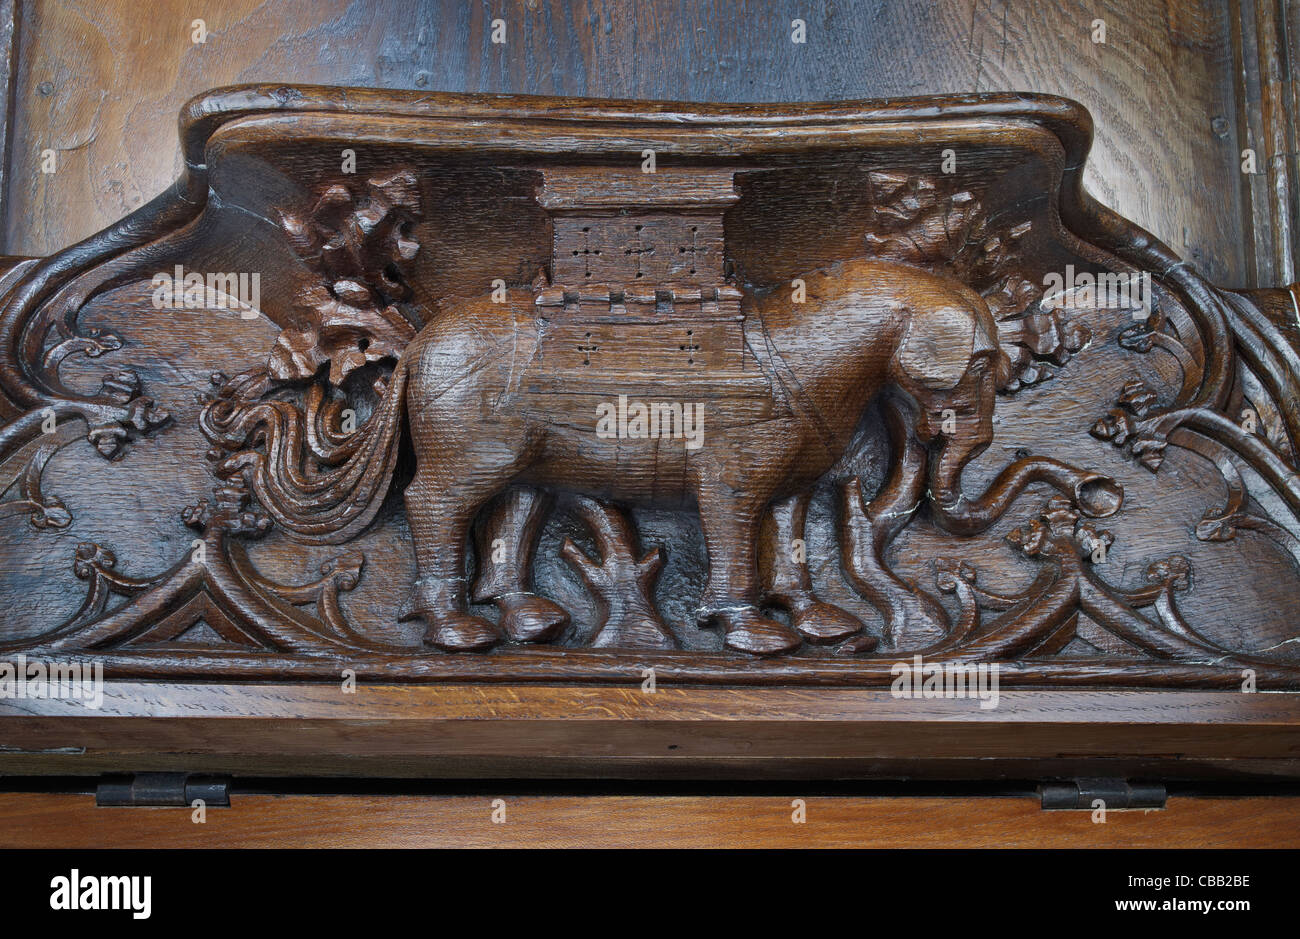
{"left": 896, "top": 305, "right": 977, "bottom": 391}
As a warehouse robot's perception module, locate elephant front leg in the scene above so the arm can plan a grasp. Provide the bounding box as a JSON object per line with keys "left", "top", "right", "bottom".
{"left": 402, "top": 471, "right": 503, "bottom": 652}
{"left": 696, "top": 485, "right": 801, "bottom": 655}
{"left": 471, "top": 486, "right": 570, "bottom": 643}
{"left": 759, "top": 492, "right": 865, "bottom": 644}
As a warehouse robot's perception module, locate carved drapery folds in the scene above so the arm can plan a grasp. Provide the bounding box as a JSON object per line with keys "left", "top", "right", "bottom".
{"left": 1, "top": 86, "right": 1298, "bottom": 687}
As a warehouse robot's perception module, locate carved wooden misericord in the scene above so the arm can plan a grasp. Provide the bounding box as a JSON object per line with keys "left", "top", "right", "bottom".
{"left": 2, "top": 85, "right": 1299, "bottom": 689}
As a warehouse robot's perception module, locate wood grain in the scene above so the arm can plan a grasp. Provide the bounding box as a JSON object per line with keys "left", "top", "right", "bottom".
{"left": 1, "top": 0, "right": 1259, "bottom": 286}
{"left": 2, "top": 791, "right": 1297, "bottom": 848}
{"left": 0, "top": 0, "right": 16, "bottom": 227}
{"left": 1, "top": 5, "right": 1299, "bottom": 791}
{"left": 5, "top": 88, "right": 1297, "bottom": 688}
{"left": 1232, "top": 0, "right": 1300, "bottom": 284}
{"left": 3, "top": 684, "right": 1299, "bottom": 779}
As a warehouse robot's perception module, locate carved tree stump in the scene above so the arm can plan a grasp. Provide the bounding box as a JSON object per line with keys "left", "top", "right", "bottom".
{"left": 560, "top": 497, "right": 675, "bottom": 650}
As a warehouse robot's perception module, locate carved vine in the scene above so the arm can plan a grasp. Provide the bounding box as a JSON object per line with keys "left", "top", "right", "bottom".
{"left": 561, "top": 497, "right": 675, "bottom": 650}
{"left": 0, "top": 440, "right": 71, "bottom": 530}
{"left": 0, "top": 481, "right": 378, "bottom": 656}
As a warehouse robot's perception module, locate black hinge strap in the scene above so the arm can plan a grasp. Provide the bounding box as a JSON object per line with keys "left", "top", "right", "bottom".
{"left": 95, "top": 773, "right": 230, "bottom": 807}
{"left": 1039, "top": 777, "right": 1167, "bottom": 810}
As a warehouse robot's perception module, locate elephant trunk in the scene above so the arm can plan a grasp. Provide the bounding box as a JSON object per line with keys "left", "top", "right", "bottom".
{"left": 929, "top": 454, "right": 1123, "bottom": 536}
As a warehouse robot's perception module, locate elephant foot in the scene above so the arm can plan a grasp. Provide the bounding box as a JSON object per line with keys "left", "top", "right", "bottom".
{"left": 497, "top": 593, "right": 569, "bottom": 643}
{"left": 422, "top": 612, "right": 501, "bottom": 652}
{"left": 788, "top": 599, "right": 864, "bottom": 644}
{"left": 700, "top": 605, "right": 801, "bottom": 656}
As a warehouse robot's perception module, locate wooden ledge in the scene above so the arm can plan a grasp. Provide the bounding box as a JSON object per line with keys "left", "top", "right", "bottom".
{"left": 2, "top": 684, "right": 1298, "bottom": 779}
{"left": 3, "top": 791, "right": 1298, "bottom": 849}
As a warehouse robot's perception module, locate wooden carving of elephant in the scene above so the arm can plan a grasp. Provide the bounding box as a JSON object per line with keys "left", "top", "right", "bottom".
{"left": 246, "top": 256, "right": 1121, "bottom": 655}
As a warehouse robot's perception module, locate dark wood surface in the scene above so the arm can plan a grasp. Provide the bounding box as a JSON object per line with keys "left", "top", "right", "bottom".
{"left": 1, "top": 0, "right": 1292, "bottom": 288}
{"left": 1236, "top": 0, "right": 1300, "bottom": 284}
{"left": 3, "top": 684, "right": 1300, "bottom": 780}
{"left": 0, "top": 0, "right": 16, "bottom": 228}
{"left": 1, "top": 3, "right": 1299, "bottom": 806}
{"left": 4, "top": 87, "right": 1299, "bottom": 692}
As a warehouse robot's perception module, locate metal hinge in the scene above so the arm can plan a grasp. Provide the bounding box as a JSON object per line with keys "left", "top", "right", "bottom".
{"left": 1039, "top": 778, "right": 1167, "bottom": 810}
{"left": 95, "top": 773, "right": 230, "bottom": 807}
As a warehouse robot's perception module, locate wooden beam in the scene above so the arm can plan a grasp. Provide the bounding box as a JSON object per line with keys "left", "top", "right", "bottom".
{"left": 3, "top": 791, "right": 1297, "bottom": 848}
{"left": 2, "top": 684, "right": 1299, "bottom": 779}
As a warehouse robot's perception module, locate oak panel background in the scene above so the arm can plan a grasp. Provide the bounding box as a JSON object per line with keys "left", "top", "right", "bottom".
{"left": 0, "top": 0, "right": 1292, "bottom": 289}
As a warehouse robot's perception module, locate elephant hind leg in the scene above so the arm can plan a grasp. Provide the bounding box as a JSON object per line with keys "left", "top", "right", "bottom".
{"left": 759, "top": 492, "right": 865, "bottom": 644}
{"left": 402, "top": 470, "right": 502, "bottom": 651}
{"left": 403, "top": 425, "right": 541, "bottom": 651}
{"left": 471, "top": 486, "right": 569, "bottom": 643}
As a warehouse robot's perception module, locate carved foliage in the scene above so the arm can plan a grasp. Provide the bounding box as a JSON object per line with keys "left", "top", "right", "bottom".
{"left": 561, "top": 497, "right": 674, "bottom": 650}
{"left": 863, "top": 171, "right": 1092, "bottom": 393}
{"left": 271, "top": 170, "right": 423, "bottom": 384}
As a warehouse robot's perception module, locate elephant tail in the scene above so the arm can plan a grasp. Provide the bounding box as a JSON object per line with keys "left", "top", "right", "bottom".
{"left": 200, "top": 358, "right": 410, "bottom": 545}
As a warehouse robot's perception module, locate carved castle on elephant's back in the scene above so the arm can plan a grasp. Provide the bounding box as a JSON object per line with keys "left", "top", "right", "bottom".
{"left": 522, "top": 166, "right": 773, "bottom": 428}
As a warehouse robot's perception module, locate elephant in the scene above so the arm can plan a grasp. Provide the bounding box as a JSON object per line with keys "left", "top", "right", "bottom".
{"left": 207, "top": 255, "right": 1123, "bottom": 655}
{"left": 292, "top": 256, "right": 1120, "bottom": 655}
